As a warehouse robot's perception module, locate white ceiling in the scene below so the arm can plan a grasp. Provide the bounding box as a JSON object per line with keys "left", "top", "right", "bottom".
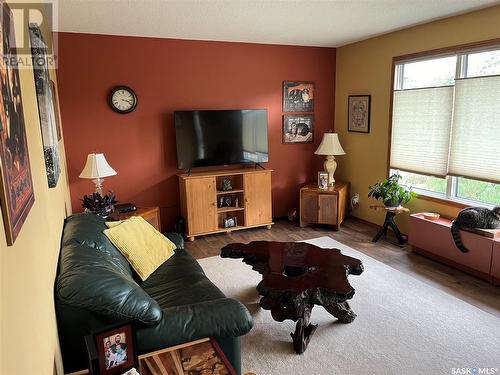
{"left": 57, "top": 0, "right": 500, "bottom": 48}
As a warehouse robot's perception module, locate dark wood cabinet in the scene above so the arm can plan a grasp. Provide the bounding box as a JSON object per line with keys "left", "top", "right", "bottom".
{"left": 300, "top": 182, "right": 349, "bottom": 230}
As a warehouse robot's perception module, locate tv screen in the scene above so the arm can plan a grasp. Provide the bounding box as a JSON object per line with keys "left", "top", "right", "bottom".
{"left": 174, "top": 109, "right": 269, "bottom": 170}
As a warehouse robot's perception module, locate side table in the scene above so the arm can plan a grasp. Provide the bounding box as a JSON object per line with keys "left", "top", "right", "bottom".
{"left": 370, "top": 205, "right": 409, "bottom": 246}
{"left": 139, "top": 338, "right": 236, "bottom": 375}
{"left": 109, "top": 206, "right": 161, "bottom": 232}
{"left": 300, "top": 182, "right": 349, "bottom": 230}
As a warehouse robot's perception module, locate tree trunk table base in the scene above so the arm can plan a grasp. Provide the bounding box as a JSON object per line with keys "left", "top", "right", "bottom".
{"left": 221, "top": 241, "right": 363, "bottom": 354}
{"left": 370, "top": 205, "right": 409, "bottom": 246}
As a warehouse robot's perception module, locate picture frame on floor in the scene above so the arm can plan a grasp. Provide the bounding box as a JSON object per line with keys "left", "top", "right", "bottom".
{"left": 85, "top": 320, "right": 138, "bottom": 375}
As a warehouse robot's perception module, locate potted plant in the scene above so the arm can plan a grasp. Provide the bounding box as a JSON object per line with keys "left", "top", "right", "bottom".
{"left": 81, "top": 191, "right": 117, "bottom": 218}
{"left": 368, "top": 174, "right": 416, "bottom": 207}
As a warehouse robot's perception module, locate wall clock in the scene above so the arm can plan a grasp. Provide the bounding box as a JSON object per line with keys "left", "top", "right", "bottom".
{"left": 109, "top": 86, "right": 137, "bottom": 114}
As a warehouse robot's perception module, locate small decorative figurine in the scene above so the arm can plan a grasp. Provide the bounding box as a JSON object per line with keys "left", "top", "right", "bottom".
{"left": 221, "top": 178, "right": 233, "bottom": 191}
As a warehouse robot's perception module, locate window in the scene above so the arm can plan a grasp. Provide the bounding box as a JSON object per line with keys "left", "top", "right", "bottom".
{"left": 390, "top": 45, "right": 500, "bottom": 207}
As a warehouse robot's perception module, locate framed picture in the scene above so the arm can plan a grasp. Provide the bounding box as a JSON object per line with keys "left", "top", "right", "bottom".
{"left": 348, "top": 95, "right": 371, "bottom": 133}
{"left": 283, "top": 115, "right": 313, "bottom": 144}
{"left": 218, "top": 196, "right": 232, "bottom": 208}
{"left": 223, "top": 217, "right": 237, "bottom": 228}
{"left": 85, "top": 321, "right": 138, "bottom": 375}
{"left": 283, "top": 81, "right": 315, "bottom": 112}
{"left": 221, "top": 178, "right": 233, "bottom": 191}
{"left": 318, "top": 172, "right": 329, "bottom": 190}
{"left": 29, "top": 24, "right": 61, "bottom": 188}
{"left": 0, "top": 0, "right": 35, "bottom": 245}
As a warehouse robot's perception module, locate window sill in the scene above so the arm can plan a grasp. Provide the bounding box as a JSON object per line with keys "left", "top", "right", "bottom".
{"left": 415, "top": 193, "right": 468, "bottom": 209}
{"left": 415, "top": 192, "right": 495, "bottom": 210}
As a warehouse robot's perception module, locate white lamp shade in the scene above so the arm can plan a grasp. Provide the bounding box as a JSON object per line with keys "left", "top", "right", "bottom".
{"left": 314, "top": 133, "right": 346, "bottom": 156}
{"left": 79, "top": 153, "right": 117, "bottom": 179}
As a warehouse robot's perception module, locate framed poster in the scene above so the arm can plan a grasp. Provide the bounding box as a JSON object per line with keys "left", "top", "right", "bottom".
{"left": 283, "top": 81, "right": 314, "bottom": 112}
{"left": 282, "top": 115, "right": 313, "bottom": 144}
{"left": 0, "top": 0, "right": 35, "bottom": 245}
{"left": 348, "top": 95, "right": 371, "bottom": 133}
{"left": 29, "top": 23, "right": 61, "bottom": 188}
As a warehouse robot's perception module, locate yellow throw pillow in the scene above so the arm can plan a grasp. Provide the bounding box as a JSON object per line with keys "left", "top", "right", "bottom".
{"left": 104, "top": 216, "right": 176, "bottom": 281}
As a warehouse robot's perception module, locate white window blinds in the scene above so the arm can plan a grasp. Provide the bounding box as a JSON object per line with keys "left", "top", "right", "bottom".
{"left": 448, "top": 75, "right": 500, "bottom": 183}
{"left": 390, "top": 86, "right": 454, "bottom": 177}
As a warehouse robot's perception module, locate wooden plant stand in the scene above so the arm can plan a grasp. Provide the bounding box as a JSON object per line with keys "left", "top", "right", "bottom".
{"left": 370, "top": 205, "right": 409, "bottom": 246}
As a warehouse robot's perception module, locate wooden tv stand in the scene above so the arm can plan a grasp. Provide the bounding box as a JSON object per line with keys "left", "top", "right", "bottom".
{"left": 178, "top": 168, "right": 273, "bottom": 241}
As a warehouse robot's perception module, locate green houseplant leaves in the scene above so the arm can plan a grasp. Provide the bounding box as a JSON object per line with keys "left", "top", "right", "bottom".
{"left": 368, "top": 174, "right": 417, "bottom": 207}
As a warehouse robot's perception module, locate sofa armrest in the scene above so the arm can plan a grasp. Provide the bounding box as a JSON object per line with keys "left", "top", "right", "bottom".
{"left": 164, "top": 232, "right": 184, "bottom": 250}
{"left": 136, "top": 298, "right": 253, "bottom": 353}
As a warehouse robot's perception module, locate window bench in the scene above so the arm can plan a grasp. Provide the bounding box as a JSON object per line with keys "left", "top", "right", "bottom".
{"left": 409, "top": 213, "right": 500, "bottom": 285}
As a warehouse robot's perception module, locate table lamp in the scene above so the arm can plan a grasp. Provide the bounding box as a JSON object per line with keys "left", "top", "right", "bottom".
{"left": 79, "top": 153, "right": 117, "bottom": 195}
{"left": 314, "top": 133, "right": 345, "bottom": 186}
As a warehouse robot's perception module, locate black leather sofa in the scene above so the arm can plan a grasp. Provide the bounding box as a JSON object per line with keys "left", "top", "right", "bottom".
{"left": 55, "top": 214, "right": 252, "bottom": 374}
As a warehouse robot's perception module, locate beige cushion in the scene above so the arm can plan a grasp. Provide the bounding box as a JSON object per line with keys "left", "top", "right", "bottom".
{"left": 104, "top": 216, "right": 175, "bottom": 281}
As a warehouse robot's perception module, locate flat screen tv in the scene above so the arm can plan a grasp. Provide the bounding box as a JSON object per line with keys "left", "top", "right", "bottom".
{"left": 174, "top": 109, "right": 269, "bottom": 170}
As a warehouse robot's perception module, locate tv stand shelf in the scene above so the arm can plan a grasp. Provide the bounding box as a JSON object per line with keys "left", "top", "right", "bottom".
{"left": 217, "top": 207, "right": 245, "bottom": 213}
{"left": 178, "top": 168, "right": 273, "bottom": 241}
{"left": 217, "top": 189, "right": 244, "bottom": 195}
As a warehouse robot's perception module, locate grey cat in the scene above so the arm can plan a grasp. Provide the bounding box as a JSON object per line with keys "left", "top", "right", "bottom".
{"left": 451, "top": 206, "right": 500, "bottom": 252}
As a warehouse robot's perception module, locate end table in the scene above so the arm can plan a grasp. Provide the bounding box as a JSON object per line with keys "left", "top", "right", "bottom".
{"left": 300, "top": 182, "right": 349, "bottom": 230}
{"left": 109, "top": 206, "right": 161, "bottom": 231}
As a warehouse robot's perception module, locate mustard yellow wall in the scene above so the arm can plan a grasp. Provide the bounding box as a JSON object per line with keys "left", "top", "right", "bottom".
{"left": 0, "top": 1, "right": 71, "bottom": 374}
{"left": 334, "top": 5, "right": 500, "bottom": 233}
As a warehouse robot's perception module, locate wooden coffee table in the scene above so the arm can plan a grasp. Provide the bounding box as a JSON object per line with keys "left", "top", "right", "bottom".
{"left": 221, "top": 241, "right": 363, "bottom": 354}
{"left": 139, "top": 338, "right": 235, "bottom": 375}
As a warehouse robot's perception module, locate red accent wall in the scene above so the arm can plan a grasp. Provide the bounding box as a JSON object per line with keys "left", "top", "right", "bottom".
{"left": 57, "top": 33, "right": 336, "bottom": 229}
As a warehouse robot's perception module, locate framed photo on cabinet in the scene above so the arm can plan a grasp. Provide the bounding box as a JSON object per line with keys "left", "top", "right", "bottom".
{"left": 348, "top": 95, "right": 371, "bottom": 133}
{"left": 318, "top": 172, "right": 329, "bottom": 190}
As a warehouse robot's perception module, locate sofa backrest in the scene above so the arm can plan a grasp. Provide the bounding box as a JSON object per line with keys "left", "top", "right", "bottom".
{"left": 55, "top": 214, "right": 162, "bottom": 324}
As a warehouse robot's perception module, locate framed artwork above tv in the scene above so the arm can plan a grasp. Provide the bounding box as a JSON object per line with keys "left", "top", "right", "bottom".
{"left": 283, "top": 81, "right": 315, "bottom": 112}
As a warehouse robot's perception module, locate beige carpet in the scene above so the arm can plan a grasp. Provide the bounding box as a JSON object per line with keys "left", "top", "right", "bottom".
{"left": 198, "top": 236, "right": 500, "bottom": 375}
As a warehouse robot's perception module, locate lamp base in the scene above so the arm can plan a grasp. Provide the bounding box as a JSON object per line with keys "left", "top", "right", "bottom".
{"left": 93, "top": 178, "right": 104, "bottom": 196}
{"left": 323, "top": 156, "right": 337, "bottom": 186}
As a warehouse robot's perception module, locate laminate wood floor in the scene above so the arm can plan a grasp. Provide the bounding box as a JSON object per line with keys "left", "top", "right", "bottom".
{"left": 184, "top": 218, "right": 500, "bottom": 318}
